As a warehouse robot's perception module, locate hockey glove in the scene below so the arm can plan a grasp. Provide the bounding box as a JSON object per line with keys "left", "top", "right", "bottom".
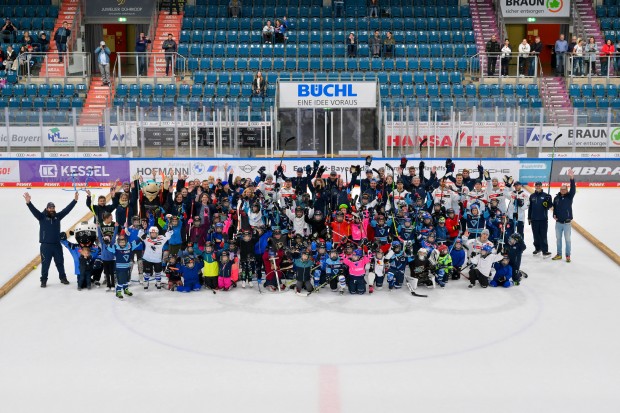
{"left": 483, "top": 170, "right": 490, "bottom": 180}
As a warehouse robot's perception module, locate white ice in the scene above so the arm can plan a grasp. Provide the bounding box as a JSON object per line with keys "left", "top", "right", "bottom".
{"left": 0, "top": 187, "right": 619, "bottom": 413}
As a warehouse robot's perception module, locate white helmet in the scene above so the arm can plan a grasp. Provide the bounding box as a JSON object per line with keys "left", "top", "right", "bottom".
{"left": 68, "top": 221, "right": 97, "bottom": 245}
{"left": 417, "top": 248, "right": 428, "bottom": 260}
{"left": 149, "top": 226, "right": 159, "bottom": 237}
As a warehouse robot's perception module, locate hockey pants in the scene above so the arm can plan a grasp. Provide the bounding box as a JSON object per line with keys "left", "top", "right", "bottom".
{"left": 204, "top": 276, "right": 218, "bottom": 290}
{"left": 468, "top": 269, "right": 489, "bottom": 287}
{"left": 115, "top": 268, "right": 130, "bottom": 293}
{"left": 387, "top": 271, "right": 404, "bottom": 289}
{"left": 240, "top": 259, "right": 256, "bottom": 282}
{"left": 296, "top": 280, "right": 313, "bottom": 293}
{"left": 102, "top": 260, "right": 116, "bottom": 288}
{"left": 348, "top": 275, "right": 366, "bottom": 294}
{"left": 143, "top": 261, "right": 163, "bottom": 287}
{"left": 218, "top": 276, "right": 233, "bottom": 290}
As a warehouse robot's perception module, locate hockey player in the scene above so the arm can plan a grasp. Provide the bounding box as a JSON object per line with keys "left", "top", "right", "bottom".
{"left": 96, "top": 222, "right": 116, "bottom": 291}
{"left": 506, "top": 233, "right": 527, "bottom": 285}
{"left": 432, "top": 244, "right": 453, "bottom": 287}
{"left": 449, "top": 238, "right": 467, "bottom": 280}
{"left": 462, "top": 204, "right": 485, "bottom": 239}
{"left": 468, "top": 245, "right": 504, "bottom": 288}
{"left": 435, "top": 217, "right": 448, "bottom": 244}
{"left": 202, "top": 242, "right": 219, "bottom": 292}
{"left": 367, "top": 249, "right": 386, "bottom": 292}
{"left": 369, "top": 214, "right": 392, "bottom": 253}
{"left": 408, "top": 248, "right": 434, "bottom": 289}
{"left": 78, "top": 247, "right": 94, "bottom": 291}
{"left": 445, "top": 208, "right": 461, "bottom": 243}
{"left": 505, "top": 179, "right": 529, "bottom": 238}
{"left": 165, "top": 256, "right": 183, "bottom": 291}
{"left": 490, "top": 255, "right": 513, "bottom": 288}
{"left": 177, "top": 257, "right": 204, "bottom": 293}
{"left": 293, "top": 250, "right": 315, "bottom": 296}
{"left": 105, "top": 223, "right": 140, "bottom": 299}
{"left": 237, "top": 229, "right": 259, "bottom": 288}
{"left": 464, "top": 228, "right": 495, "bottom": 259}
{"left": 416, "top": 212, "right": 435, "bottom": 240}
{"left": 342, "top": 249, "right": 371, "bottom": 295}
{"left": 125, "top": 216, "right": 145, "bottom": 283}
{"left": 325, "top": 249, "right": 347, "bottom": 294}
{"left": 466, "top": 180, "right": 488, "bottom": 212}
{"left": 139, "top": 225, "right": 174, "bottom": 290}
{"left": 218, "top": 251, "right": 234, "bottom": 291}
{"left": 431, "top": 177, "right": 457, "bottom": 211}
{"left": 485, "top": 176, "right": 507, "bottom": 213}
{"left": 386, "top": 240, "right": 408, "bottom": 289}
{"left": 166, "top": 215, "right": 185, "bottom": 258}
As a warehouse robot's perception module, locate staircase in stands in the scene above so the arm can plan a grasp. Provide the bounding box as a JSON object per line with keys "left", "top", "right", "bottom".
{"left": 470, "top": 0, "right": 500, "bottom": 74}
{"left": 147, "top": 10, "right": 183, "bottom": 77}
{"left": 39, "top": 0, "right": 79, "bottom": 77}
{"left": 541, "top": 77, "right": 573, "bottom": 125}
{"left": 79, "top": 76, "right": 113, "bottom": 125}
{"left": 575, "top": 0, "right": 604, "bottom": 48}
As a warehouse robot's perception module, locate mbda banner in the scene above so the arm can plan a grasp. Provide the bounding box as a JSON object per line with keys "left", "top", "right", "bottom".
{"left": 550, "top": 159, "right": 620, "bottom": 187}
{"left": 500, "top": 0, "right": 570, "bottom": 18}
{"left": 279, "top": 82, "right": 377, "bottom": 109}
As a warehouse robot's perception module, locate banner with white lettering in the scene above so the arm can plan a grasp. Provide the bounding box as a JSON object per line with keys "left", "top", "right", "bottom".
{"left": 279, "top": 82, "right": 377, "bottom": 108}
{"left": 520, "top": 126, "right": 620, "bottom": 148}
{"left": 0, "top": 126, "right": 136, "bottom": 148}
{"left": 500, "top": 0, "right": 570, "bottom": 18}
{"left": 385, "top": 122, "right": 516, "bottom": 147}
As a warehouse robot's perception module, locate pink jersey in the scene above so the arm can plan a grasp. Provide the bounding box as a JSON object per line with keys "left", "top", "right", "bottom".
{"left": 342, "top": 255, "right": 370, "bottom": 277}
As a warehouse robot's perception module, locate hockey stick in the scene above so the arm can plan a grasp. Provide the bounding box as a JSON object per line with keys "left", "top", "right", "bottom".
{"left": 418, "top": 137, "right": 428, "bottom": 157}
{"left": 405, "top": 278, "right": 428, "bottom": 297}
{"left": 269, "top": 256, "right": 281, "bottom": 292}
{"left": 278, "top": 136, "right": 296, "bottom": 169}
{"left": 547, "top": 134, "right": 562, "bottom": 194}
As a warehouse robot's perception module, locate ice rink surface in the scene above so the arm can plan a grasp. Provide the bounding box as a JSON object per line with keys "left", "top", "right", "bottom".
{"left": 1, "top": 187, "right": 619, "bottom": 413}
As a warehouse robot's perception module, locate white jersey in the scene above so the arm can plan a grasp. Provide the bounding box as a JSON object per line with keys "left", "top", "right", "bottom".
{"left": 470, "top": 253, "right": 504, "bottom": 277}
{"left": 431, "top": 186, "right": 457, "bottom": 209}
{"left": 465, "top": 188, "right": 487, "bottom": 212}
{"left": 257, "top": 181, "right": 277, "bottom": 200}
{"left": 285, "top": 207, "right": 313, "bottom": 236}
{"left": 450, "top": 184, "right": 469, "bottom": 214}
{"left": 276, "top": 187, "right": 295, "bottom": 207}
{"left": 388, "top": 189, "right": 410, "bottom": 212}
{"left": 138, "top": 229, "right": 173, "bottom": 263}
{"left": 485, "top": 182, "right": 507, "bottom": 212}
{"left": 504, "top": 188, "right": 530, "bottom": 222}
{"left": 465, "top": 238, "right": 495, "bottom": 259}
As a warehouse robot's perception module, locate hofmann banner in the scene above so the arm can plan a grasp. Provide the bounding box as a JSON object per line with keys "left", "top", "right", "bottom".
{"left": 500, "top": 0, "right": 570, "bottom": 18}
{"left": 279, "top": 82, "right": 377, "bottom": 109}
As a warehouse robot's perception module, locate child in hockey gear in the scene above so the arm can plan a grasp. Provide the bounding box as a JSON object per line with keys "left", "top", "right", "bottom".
{"left": 202, "top": 242, "right": 219, "bottom": 291}
{"left": 445, "top": 208, "right": 461, "bottom": 243}
{"left": 416, "top": 212, "right": 434, "bottom": 240}
{"left": 105, "top": 225, "right": 140, "bottom": 299}
{"left": 293, "top": 251, "right": 315, "bottom": 296}
{"left": 433, "top": 244, "right": 453, "bottom": 287}
{"left": 218, "top": 251, "right": 234, "bottom": 291}
{"left": 464, "top": 229, "right": 495, "bottom": 259}
{"left": 386, "top": 241, "right": 408, "bottom": 289}
{"left": 449, "top": 238, "right": 467, "bottom": 280}
{"left": 506, "top": 233, "right": 527, "bottom": 285}
{"left": 367, "top": 250, "right": 386, "bottom": 292}
{"left": 96, "top": 224, "right": 117, "bottom": 291}
{"left": 139, "top": 226, "right": 174, "bottom": 290}
{"left": 187, "top": 216, "right": 208, "bottom": 252}
{"left": 126, "top": 216, "right": 145, "bottom": 283}
{"left": 78, "top": 247, "right": 94, "bottom": 290}
{"left": 369, "top": 215, "right": 391, "bottom": 253}
{"left": 468, "top": 245, "right": 504, "bottom": 288}
{"left": 325, "top": 250, "right": 346, "bottom": 294}
{"left": 177, "top": 257, "right": 204, "bottom": 292}
{"left": 312, "top": 242, "right": 329, "bottom": 289}
{"left": 490, "top": 255, "right": 513, "bottom": 288}
{"left": 165, "top": 256, "right": 183, "bottom": 291}
{"left": 420, "top": 231, "right": 437, "bottom": 254}
{"left": 330, "top": 210, "right": 351, "bottom": 245}
{"left": 237, "top": 229, "right": 259, "bottom": 288}
{"left": 166, "top": 215, "right": 185, "bottom": 257}
{"left": 463, "top": 204, "right": 485, "bottom": 239}
{"left": 341, "top": 249, "right": 371, "bottom": 294}
{"left": 408, "top": 248, "right": 434, "bottom": 289}
{"left": 435, "top": 217, "right": 448, "bottom": 244}
{"left": 264, "top": 248, "right": 286, "bottom": 291}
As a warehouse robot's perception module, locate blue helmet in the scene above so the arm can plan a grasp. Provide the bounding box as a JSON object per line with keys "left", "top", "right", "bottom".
{"left": 422, "top": 212, "right": 432, "bottom": 220}
{"left": 391, "top": 240, "right": 401, "bottom": 247}
{"left": 481, "top": 244, "right": 493, "bottom": 254}
{"left": 354, "top": 249, "right": 363, "bottom": 257}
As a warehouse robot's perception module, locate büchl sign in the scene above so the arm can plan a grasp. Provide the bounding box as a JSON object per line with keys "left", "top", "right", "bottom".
{"left": 500, "top": 0, "right": 570, "bottom": 18}
{"left": 279, "top": 82, "right": 377, "bottom": 109}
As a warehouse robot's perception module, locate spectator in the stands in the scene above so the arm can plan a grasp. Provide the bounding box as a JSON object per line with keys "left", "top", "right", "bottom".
{"left": 485, "top": 34, "right": 501, "bottom": 76}
{"left": 275, "top": 20, "right": 286, "bottom": 44}
{"left": 3, "top": 44, "right": 17, "bottom": 70}
{"left": 38, "top": 32, "right": 49, "bottom": 53}
{"left": 135, "top": 32, "right": 151, "bottom": 76}
{"left": 22, "top": 31, "right": 34, "bottom": 48}
{"left": 601, "top": 39, "right": 615, "bottom": 76}
{"left": 500, "top": 39, "right": 511, "bottom": 76}
{"left": 95, "top": 40, "right": 111, "bottom": 85}
{"left": 585, "top": 36, "right": 597, "bottom": 76}
{"left": 54, "top": 21, "right": 71, "bottom": 63}
{"left": 262, "top": 20, "right": 274, "bottom": 44}
{"left": 567, "top": 35, "right": 577, "bottom": 76}
{"left": 2, "top": 17, "right": 16, "bottom": 44}
{"left": 252, "top": 71, "right": 267, "bottom": 98}
{"left": 18, "top": 45, "right": 33, "bottom": 73}
{"left": 554, "top": 34, "right": 568, "bottom": 76}
{"left": 369, "top": 0, "right": 379, "bottom": 18}
{"left": 162, "top": 33, "right": 177, "bottom": 76}
{"left": 518, "top": 38, "right": 529, "bottom": 77}
{"left": 347, "top": 32, "right": 357, "bottom": 58}
{"left": 168, "top": 0, "right": 180, "bottom": 15}
{"left": 529, "top": 36, "right": 542, "bottom": 76}
{"left": 229, "top": 0, "right": 241, "bottom": 18}
{"left": 383, "top": 31, "right": 394, "bottom": 58}
{"left": 615, "top": 38, "right": 620, "bottom": 73}
{"left": 369, "top": 30, "right": 382, "bottom": 57}
{"left": 572, "top": 38, "right": 584, "bottom": 77}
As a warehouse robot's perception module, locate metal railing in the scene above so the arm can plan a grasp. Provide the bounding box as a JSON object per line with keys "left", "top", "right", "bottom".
{"left": 566, "top": 53, "right": 620, "bottom": 81}
{"left": 112, "top": 52, "right": 187, "bottom": 84}
{"left": 470, "top": 52, "right": 543, "bottom": 83}
{"left": 17, "top": 52, "right": 91, "bottom": 81}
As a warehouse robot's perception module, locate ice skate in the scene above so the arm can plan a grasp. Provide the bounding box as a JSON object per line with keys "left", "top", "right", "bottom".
{"left": 369, "top": 285, "right": 374, "bottom": 294}
{"left": 248, "top": 280, "right": 254, "bottom": 288}
{"left": 116, "top": 291, "right": 123, "bottom": 299}
{"left": 241, "top": 280, "right": 247, "bottom": 288}
{"left": 124, "top": 288, "right": 133, "bottom": 297}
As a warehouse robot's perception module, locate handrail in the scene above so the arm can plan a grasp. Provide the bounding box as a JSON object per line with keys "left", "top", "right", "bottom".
{"left": 112, "top": 52, "right": 187, "bottom": 84}
{"left": 17, "top": 51, "right": 91, "bottom": 81}
{"left": 471, "top": 52, "right": 542, "bottom": 84}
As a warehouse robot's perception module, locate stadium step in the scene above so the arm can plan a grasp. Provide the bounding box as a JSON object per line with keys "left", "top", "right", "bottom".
{"left": 574, "top": 0, "right": 604, "bottom": 48}
{"left": 79, "top": 77, "right": 114, "bottom": 125}
{"left": 470, "top": 0, "right": 500, "bottom": 72}
{"left": 541, "top": 76, "right": 573, "bottom": 125}
{"left": 147, "top": 11, "right": 183, "bottom": 77}
{"left": 40, "top": 0, "right": 80, "bottom": 77}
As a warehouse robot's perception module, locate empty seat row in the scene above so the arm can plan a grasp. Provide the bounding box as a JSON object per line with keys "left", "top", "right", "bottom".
{"left": 0, "top": 17, "right": 56, "bottom": 30}
{"left": 185, "top": 56, "right": 472, "bottom": 72}
{"left": 180, "top": 29, "right": 476, "bottom": 45}
{"left": 381, "top": 97, "right": 543, "bottom": 110}
{"left": 0, "top": 83, "right": 88, "bottom": 98}
{"left": 181, "top": 43, "right": 476, "bottom": 59}
{"left": 195, "top": 0, "right": 460, "bottom": 6}
{"left": 569, "top": 83, "right": 620, "bottom": 98}
{"left": 0, "top": 5, "right": 57, "bottom": 18}
{"left": 0, "top": 97, "right": 84, "bottom": 110}
{"left": 182, "top": 16, "right": 473, "bottom": 31}
{"left": 378, "top": 83, "right": 540, "bottom": 98}
{"left": 573, "top": 97, "right": 620, "bottom": 109}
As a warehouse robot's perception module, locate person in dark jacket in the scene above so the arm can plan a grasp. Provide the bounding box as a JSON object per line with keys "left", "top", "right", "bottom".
{"left": 162, "top": 33, "right": 177, "bottom": 76}
{"left": 552, "top": 170, "right": 576, "bottom": 262}
{"left": 53, "top": 21, "right": 71, "bottom": 63}
{"left": 527, "top": 181, "right": 553, "bottom": 257}
{"left": 485, "top": 35, "right": 501, "bottom": 76}
{"left": 85, "top": 188, "right": 118, "bottom": 224}
{"left": 25, "top": 191, "right": 78, "bottom": 287}
{"left": 135, "top": 32, "right": 151, "bottom": 76}
{"left": 78, "top": 247, "right": 94, "bottom": 290}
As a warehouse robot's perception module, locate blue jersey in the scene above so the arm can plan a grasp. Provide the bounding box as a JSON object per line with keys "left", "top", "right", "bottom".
{"left": 387, "top": 251, "right": 408, "bottom": 273}
{"left": 449, "top": 248, "right": 467, "bottom": 268}
{"left": 61, "top": 239, "right": 82, "bottom": 275}
{"left": 125, "top": 226, "right": 144, "bottom": 251}
{"left": 106, "top": 239, "right": 140, "bottom": 269}
{"left": 178, "top": 261, "right": 204, "bottom": 285}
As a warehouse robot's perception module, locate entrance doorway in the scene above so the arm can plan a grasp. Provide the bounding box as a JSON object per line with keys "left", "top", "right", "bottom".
{"left": 506, "top": 23, "right": 562, "bottom": 76}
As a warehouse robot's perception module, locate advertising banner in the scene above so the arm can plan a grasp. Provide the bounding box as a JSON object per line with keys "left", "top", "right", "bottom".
{"left": 0, "top": 126, "right": 136, "bottom": 148}
{"left": 519, "top": 159, "right": 551, "bottom": 184}
{"left": 521, "top": 126, "right": 619, "bottom": 148}
{"left": 279, "top": 82, "right": 377, "bottom": 109}
{"left": 500, "top": 0, "right": 570, "bottom": 18}
{"left": 0, "top": 160, "right": 20, "bottom": 183}
{"left": 385, "top": 123, "right": 515, "bottom": 147}
{"left": 550, "top": 159, "right": 620, "bottom": 187}
{"left": 18, "top": 160, "right": 130, "bottom": 186}
{"left": 85, "top": 0, "right": 156, "bottom": 18}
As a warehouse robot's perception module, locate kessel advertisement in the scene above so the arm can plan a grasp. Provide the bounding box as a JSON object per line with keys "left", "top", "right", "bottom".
{"left": 550, "top": 159, "right": 620, "bottom": 187}
{"left": 279, "top": 82, "right": 377, "bottom": 108}
{"left": 500, "top": 0, "right": 570, "bottom": 18}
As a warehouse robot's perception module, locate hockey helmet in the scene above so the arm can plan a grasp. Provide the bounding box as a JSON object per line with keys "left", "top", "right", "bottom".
{"left": 437, "top": 244, "right": 448, "bottom": 254}
{"left": 70, "top": 221, "right": 97, "bottom": 247}
{"left": 421, "top": 212, "right": 432, "bottom": 221}
{"left": 481, "top": 244, "right": 493, "bottom": 254}
{"left": 353, "top": 249, "right": 363, "bottom": 257}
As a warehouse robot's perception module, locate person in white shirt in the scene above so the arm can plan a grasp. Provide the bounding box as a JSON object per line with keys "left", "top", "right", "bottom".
{"left": 262, "top": 20, "right": 274, "bottom": 43}
{"left": 500, "top": 39, "right": 511, "bottom": 76}
{"left": 518, "top": 38, "right": 530, "bottom": 76}
{"left": 573, "top": 39, "right": 584, "bottom": 77}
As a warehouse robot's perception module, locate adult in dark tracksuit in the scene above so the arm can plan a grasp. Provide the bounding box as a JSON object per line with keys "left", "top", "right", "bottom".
{"left": 552, "top": 170, "right": 576, "bottom": 262}
{"left": 24, "top": 191, "right": 78, "bottom": 287}
{"left": 527, "top": 181, "right": 553, "bottom": 258}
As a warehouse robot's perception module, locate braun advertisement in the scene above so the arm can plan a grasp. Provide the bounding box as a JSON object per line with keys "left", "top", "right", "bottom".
{"left": 500, "top": 0, "right": 570, "bottom": 18}
{"left": 279, "top": 82, "right": 377, "bottom": 109}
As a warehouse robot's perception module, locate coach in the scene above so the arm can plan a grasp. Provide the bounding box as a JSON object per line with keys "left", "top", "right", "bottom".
{"left": 528, "top": 181, "right": 553, "bottom": 258}
{"left": 552, "top": 169, "right": 576, "bottom": 263}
